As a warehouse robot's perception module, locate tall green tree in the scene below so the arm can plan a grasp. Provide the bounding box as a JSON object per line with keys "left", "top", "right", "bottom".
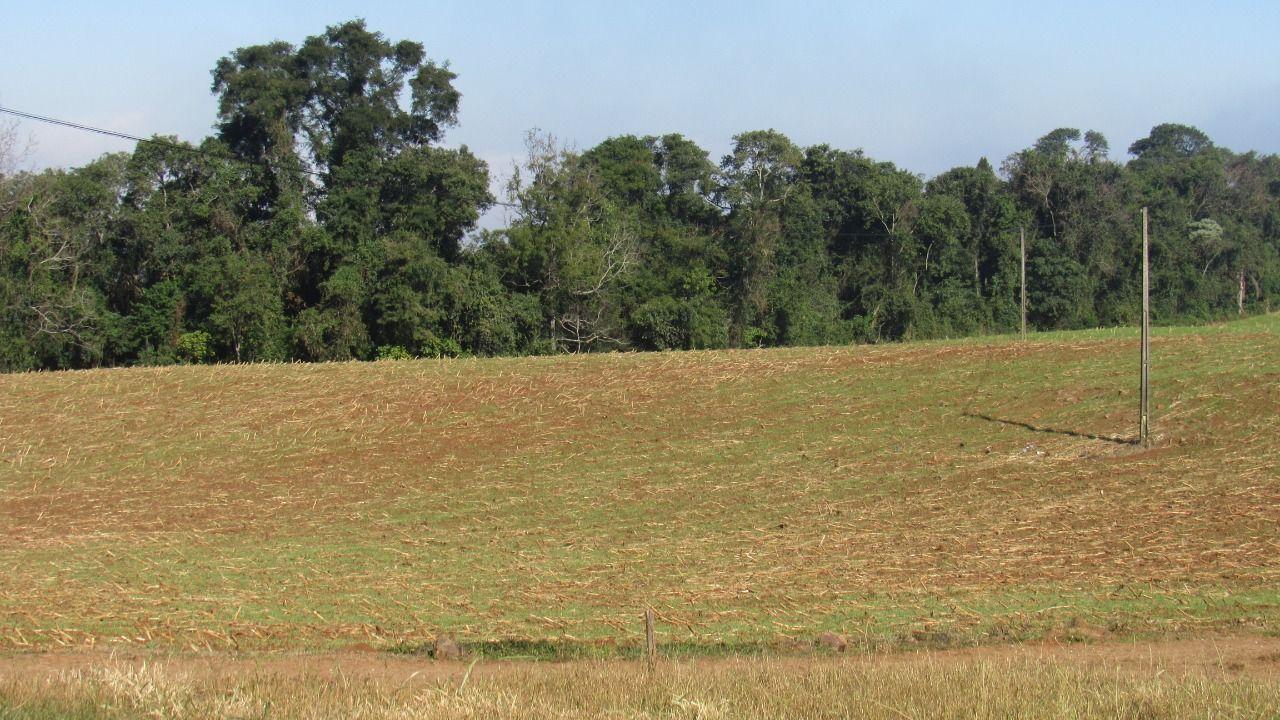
{"left": 716, "top": 130, "right": 805, "bottom": 345}
{"left": 212, "top": 19, "right": 491, "bottom": 360}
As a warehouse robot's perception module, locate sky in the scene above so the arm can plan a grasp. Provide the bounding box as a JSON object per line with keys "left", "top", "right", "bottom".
{"left": 3, "top": 0, "right": 1278, "bottom": 226}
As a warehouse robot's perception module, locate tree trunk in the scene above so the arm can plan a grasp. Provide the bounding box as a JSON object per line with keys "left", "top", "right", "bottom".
{"left": 1238, "top": 267, "right": 1246, "bottom": 316}
{"left": 973, "top": 251, "right": 980, "bottom": 298}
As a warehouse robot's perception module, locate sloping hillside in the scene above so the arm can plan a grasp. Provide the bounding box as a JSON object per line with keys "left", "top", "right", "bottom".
{"left": 1, "top": 315, "right": 1278, "bottom": 653}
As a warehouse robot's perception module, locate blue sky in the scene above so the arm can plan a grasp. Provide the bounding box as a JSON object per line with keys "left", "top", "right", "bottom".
{"left": 3, "top": 0, "right": 1278, "bottom": 201}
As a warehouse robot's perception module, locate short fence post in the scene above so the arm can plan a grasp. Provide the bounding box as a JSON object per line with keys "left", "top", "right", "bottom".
{"left": 645, "top": 608, "right": 657, "bottom": 667}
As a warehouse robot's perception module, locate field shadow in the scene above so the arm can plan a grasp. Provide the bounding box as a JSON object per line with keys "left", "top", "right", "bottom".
{"left": 963, "top": 412, "right": 1136, "bottom": 445}
{"left": 385, "top": 637, "right": 791, "bottom": 661}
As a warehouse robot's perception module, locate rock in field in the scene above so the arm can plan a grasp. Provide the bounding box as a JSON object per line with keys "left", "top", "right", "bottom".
{"left": 433, "top": 633, "right": 464, "bottom": 660}
{"left": 816, "top": 631, "right": 848, "bottom": 652}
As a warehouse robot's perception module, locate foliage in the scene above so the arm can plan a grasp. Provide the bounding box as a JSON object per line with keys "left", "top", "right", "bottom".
{"left": 174, "top": 330, "right": 213, "bottom": 364}
{"left": 1, "top": 22, "right": 1279, "bottom": 370}
{"left": 375, "top": 344, "right": 413, "bottom": 361}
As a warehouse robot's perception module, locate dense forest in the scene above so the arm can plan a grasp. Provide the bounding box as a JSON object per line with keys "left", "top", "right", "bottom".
{"left": 2, "top": 21, "right": 1277, "bottom": 371}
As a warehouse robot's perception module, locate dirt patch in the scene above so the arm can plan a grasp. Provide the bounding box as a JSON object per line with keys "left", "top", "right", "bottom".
{"left": 2, "top": 635, "right": 1278, "bottom": 685}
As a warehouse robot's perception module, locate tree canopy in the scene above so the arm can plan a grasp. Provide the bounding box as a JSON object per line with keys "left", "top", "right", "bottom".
{"left": 2, "top": 22, "right": 1277, "bottom": 371}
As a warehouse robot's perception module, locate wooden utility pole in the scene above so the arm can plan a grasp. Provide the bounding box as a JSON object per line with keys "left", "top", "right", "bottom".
{"left": 1140, "top": 208, "right": 1151, "bottom": 447}
{"left": 1020, "top": 227, "right": 1027, "bottom": 341}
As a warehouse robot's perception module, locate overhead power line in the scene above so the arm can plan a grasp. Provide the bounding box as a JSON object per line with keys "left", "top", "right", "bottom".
{"left": 0, "top": 104, "right": 324, "bottom": 178}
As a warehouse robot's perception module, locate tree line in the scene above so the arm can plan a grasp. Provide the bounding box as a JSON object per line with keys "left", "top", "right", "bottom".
{"left": 2, "top": 20, "right": 1277, "bottom": 371}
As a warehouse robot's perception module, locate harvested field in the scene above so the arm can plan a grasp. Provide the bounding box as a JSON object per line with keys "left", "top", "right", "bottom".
{"left": 1, "top": 314, "right": 1278, "bottom": 654}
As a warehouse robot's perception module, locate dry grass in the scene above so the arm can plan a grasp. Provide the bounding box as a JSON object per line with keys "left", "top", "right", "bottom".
{"left": 0, "top": 315, "right": 1278, "bottom": 654}
{"left": 4, "top": 649, "right": 1280, "bottom": 719}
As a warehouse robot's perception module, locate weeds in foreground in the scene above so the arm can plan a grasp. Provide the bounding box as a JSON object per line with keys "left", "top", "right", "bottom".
{"left": 2, "top": 655, "right": 1278, "bottom": 719}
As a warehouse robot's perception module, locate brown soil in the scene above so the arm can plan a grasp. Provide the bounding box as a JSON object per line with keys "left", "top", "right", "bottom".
{"left": 3, "top": 635, "right": 1278, "bottom": 684}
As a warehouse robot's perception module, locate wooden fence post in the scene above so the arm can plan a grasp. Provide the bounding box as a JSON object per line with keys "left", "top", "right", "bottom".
{"left": 645, "top": 608, "right": 657, "bottom": 666}
{"left": 1020, "top": 226, "right": 1027, "bottom": 341}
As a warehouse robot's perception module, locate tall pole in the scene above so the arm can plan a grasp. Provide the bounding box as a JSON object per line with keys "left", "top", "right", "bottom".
{"left": 1020, "top": 227, "right": 1027, "bottom": 341}
{"left": 1140, "top": 208, "right": 1151, "bottom": 447}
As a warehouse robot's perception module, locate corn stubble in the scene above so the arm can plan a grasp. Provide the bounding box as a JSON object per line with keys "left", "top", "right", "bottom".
{"left": 1, "top": 315, "right": 1279, "bottom": 716}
